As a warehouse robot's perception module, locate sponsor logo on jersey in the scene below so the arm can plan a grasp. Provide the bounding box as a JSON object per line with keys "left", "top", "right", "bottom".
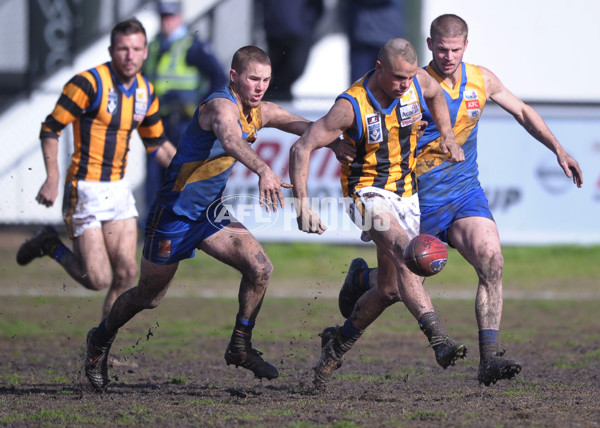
{"left": 134, "top": 88, "right": 148, "bottom": 121}
{"left": 466, "top": 100, "right": 480, "bottom": 110}
{"left": 401, "top": 113, "right": 422, "bottom": 127}
{"left": 466, "top": 97, "right": 481, "bottom": 119}
{"left": 107, "top": 88, "right": 118, "bottom": 114}
{"left": 467, "top": 109, "right": 481, "bottom": 119}
{"left": 399, "top": 86, "right": 422, "bottom": 127}
{"left": 464, "top": 89, "right": 478, "bottom": 100}
{"left": 400, "top": 88, "right": 417, "bottom": 105}
{"left": 366, "top": 113, "right": 383, "bottom": 143}
{"left": 400, "top": 102, "right": 421, "bottom": 119}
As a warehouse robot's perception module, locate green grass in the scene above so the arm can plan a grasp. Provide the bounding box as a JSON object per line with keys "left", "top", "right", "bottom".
{"left": 177, "top": 242, "right": 600, "bottom": 285}
{"left": 404, "top": 409, "right": 447, "bottom": 420}
{"left": 7, "top": 243, "right": 600, "bottom": 291}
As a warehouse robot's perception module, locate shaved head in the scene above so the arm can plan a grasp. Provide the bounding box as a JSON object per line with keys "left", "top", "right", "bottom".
{"left": 378, "top": 38, "right": 418, "bottom": 67}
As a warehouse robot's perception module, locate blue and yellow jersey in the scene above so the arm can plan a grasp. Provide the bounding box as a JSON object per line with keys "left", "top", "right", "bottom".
{"left": 416, "top": 62, "right": 487, "bottom": 208}
{"left": 338, "top": 70, "right": 425, "bottom": 198}
{"left": 40, "top": 62, "right": 166, "bottom": 183}
{"left": 157, "top": 85, "right": 262, "bottom": 220}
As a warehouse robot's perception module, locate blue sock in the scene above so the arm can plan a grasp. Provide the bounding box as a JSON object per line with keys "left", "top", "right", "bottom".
{"left": 235, "top": 317, "right": 255, "bottom": 330}
{"left": 52, "top": 244, "right": 71, "bottom": 262}
{"left": 479, "top": 329, "right": 499, "bottom": 358}
{"left": 231, "top": 316, "right": 255, "bottom": 348}
{"left": 354, "top": 268, "right": 370, "bottom": 289}
{"left": 341, "top": 318, "right": 361, "bottom": 340}
{"left": 333, "top": 319, "right": 364, "bottom": 357}
{"left": 479, "top": 329, "right": 499, "bottom": 345}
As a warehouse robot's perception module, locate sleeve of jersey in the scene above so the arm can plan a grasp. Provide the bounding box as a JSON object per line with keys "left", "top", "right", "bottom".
{"left": 336, "top": 93, "right": 363, "bottom": 142}
{"left": 139, "top": 90, "right": 167, "bottom": 154}
{"left": 39, "top": 72, "right": 94, "bottom": 139}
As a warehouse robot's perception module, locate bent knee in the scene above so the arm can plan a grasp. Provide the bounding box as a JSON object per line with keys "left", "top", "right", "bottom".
{"left": 144, "top": 298, "right": 162, "bottom": 310}
{"left": 255, "top": 260, "right": 273, "bottom": 284}
{"left": 114, "top": 261, "right": 138, "bottom": 283}
{"left": 477, "top": 250, "right": 504, "bottom": 284}
{"left": 246, "top": 259, "right": 273, "bottom": 286}
{"left": 84, "top": 271, "right": 112, "bottom": 290}
{"left": 377, "top": 287, "right": 403, "bottom": 306}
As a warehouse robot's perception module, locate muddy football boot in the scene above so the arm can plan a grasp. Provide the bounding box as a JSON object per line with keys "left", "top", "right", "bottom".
{"left": 338, "top": 258, "right": 370, "bottom": 318}
{"left": 478, "top": 350, "right": 522, "bottom": 386}
{"left": 85, "top": 328, "right": 115, "bottom": 391}
{"left": 224, "top": 345, "right": 279, "bottom": 380}
{"left": 429, "top": 335, "right": 468, "bottom": 369}
{"left": 16, "top": 225, "right": 61, "bottom": 265}
{"left": 313, "top": 326, "right": 344, "bottom": 390}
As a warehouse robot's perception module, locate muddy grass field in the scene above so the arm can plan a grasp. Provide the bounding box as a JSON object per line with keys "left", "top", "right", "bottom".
{"left": 2, "top": 295, "right": 600, "bottom": 427}
{"left": 1, "top": 229, "right": 599, "bottom": 427}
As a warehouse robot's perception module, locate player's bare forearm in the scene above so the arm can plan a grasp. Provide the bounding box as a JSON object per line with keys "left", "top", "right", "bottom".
{"left": 278, "top": 116, "right": 312, "bottom": 136}
{"left": 517, "top": 106, "right": 583, "bottom": 187}
{"left": 210, "top": 107, "right": 272, "bottom": 178}
{"left": 225, "top": 140, "right": 285, "bottom": 211}
{"left": 40, "top": 137, "right": 60, "bottom": 178}
{"left": 261, "top": 102, "right": 312, "bottom": 136}
{"left": 155, "top": 141, "right": 176, "bottom": 168}
{"left": 426, "top": 91, "right": 452, "bottom": 138}
{"left": 289, "top": 141, "right": 311, "bottom": 202}
{"left": 427, "top": 100, "right": 464, "bottom": 162}
{"left": 36, "top": 137, "right": 60, "bottom": 206}
{"left": 289, "top": 140, "right": 327, "bottom": 234}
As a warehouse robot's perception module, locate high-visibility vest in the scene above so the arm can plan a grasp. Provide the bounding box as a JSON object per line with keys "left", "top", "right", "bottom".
{"left": 144, "top": 34, "right": 202, "bottom": 115}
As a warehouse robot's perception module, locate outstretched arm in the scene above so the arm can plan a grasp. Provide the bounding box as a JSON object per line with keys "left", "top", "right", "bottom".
{"left": 203, "top": 98, "right": 290, "bottom": 212}
{"left": 261, "top": 101, "right": 312, "bottom": 136}
{"left": 261, "top": 100, "right": 356, "bottom": 163}
{"left": 482, "top": 66, "right": 583, "bottom": 188}
{"left": 289, "top": 99, "right": 355, "bottom": 234}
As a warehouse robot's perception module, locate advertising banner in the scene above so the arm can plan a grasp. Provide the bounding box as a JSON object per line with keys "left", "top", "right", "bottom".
{"left": 224, "top": 105, "right": 600, "bottom": 245}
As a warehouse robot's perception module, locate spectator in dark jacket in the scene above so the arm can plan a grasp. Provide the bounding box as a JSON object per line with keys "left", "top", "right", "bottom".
{"left": 345, "top": 0, "right": 406, "bottom": 83}
{"left": 262, "top": 0, "right": 324, "bottom": 101}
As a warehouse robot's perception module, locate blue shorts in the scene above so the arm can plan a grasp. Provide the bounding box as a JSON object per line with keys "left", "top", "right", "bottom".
{"left": 419, "top": 186, "right": 494, "bottom": 245}
{"left": 142, "top": 201, "right": 231, "bottom": 264}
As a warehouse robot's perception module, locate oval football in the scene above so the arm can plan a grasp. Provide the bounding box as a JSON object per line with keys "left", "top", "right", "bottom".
{"left": 403, "top": 234, "right": 448, "bottom": 277}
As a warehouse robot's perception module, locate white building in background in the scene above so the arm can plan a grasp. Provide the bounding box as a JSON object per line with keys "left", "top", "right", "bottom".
{"left": 294, "top": 0, "right": 600, "bottom": 102}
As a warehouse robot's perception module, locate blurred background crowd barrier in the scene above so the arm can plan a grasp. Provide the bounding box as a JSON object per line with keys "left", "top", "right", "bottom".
{"left": 0, "top": 0, "right": 598, "bottom": 244}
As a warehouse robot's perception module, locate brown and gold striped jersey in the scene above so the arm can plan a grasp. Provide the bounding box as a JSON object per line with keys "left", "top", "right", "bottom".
{"left": 40, "top": 62, "right": 167, "bottom": 183}
{"left": 338, "top": 70, "right": 425, "bottom": 198}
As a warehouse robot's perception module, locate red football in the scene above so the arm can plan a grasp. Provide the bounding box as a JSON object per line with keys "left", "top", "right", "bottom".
{"left": 403, "top": 234, "right": 448, "bottom": 277}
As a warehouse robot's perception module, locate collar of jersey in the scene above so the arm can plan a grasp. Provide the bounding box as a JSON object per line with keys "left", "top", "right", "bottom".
{"left": 107, "top": 61, "right": 138, "bottom": 97}
{"left": 363, "top": 70, "right": 399, "bottom": 115}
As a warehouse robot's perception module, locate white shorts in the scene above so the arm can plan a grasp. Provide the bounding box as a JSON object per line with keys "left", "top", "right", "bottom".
{"left": 63, "top": 179, "right": 138, "bottom": 238}
{"left": 345, "top": 187, "right": 420, "bottom": 242}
